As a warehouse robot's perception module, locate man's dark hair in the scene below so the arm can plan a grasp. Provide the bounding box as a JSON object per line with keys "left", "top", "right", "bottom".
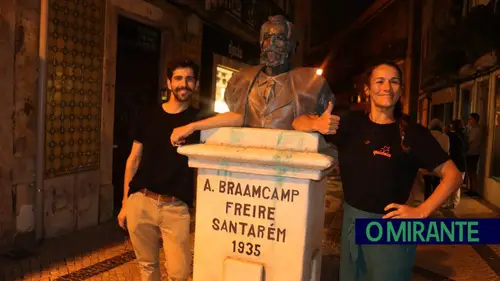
{"left": 166, "top": 59, "right": 199, "bottom": 81}
{"left": 470, "top": 113, "right": 480, "bottom": 123}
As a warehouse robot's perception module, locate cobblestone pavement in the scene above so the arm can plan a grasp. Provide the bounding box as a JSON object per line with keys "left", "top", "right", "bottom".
{"left": 1, "top": 176, "right": 499, "bottom": 281}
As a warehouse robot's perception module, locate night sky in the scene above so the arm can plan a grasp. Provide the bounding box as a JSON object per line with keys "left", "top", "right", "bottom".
{"left": 310, "top": 0, "right": 374, "bottom": 46}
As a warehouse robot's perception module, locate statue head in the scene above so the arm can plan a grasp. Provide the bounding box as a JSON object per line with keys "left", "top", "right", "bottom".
{"left": 259, "top": 15, "right": 296, "bottom": 68}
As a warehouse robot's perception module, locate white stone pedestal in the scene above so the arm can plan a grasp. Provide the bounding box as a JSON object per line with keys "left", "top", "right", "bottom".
{"left": 178, "top": 128, "right": 335, "bottom": 281}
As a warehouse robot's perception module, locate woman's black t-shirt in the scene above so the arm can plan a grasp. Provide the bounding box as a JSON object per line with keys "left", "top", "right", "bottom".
{"left": 327, "top": 111, "right": 449, "bottom": 214}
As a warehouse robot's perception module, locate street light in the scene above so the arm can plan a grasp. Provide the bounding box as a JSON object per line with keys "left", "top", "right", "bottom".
{"left": 316, "top": 68, "right": 323, "bottom": 76}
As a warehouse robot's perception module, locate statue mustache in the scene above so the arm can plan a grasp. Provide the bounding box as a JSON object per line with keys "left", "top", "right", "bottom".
{"left": 262, "top": 48, "right": 283, "bottom": 53}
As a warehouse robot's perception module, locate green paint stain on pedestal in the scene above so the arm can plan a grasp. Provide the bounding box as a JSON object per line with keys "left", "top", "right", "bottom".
{"left": 274, "top": 176, "right": 285, "bottom": 185}
{"left": 276, "top": 131, "right": 307, "bottom": 151}
{"left": 272, "top": 151, "right": 301, "bottom": 178}
{"left": 277, "top": 132, "right": 284, "bottom": 146}
{"left": 229, "top": 129, "right": 245, "bottom": 144}
{"left": 217, "top": 160, "right": 232, "bottom": 177}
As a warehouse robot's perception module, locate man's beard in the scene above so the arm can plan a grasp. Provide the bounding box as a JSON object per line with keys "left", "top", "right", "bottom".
{"left": 171, "top": 87, "right": 193, "bottom": 102}
{"left": 260, "top": 48, "right": 288, "bottom": 67}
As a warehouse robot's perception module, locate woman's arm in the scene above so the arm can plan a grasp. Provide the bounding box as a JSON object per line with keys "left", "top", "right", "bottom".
{"left": 416, "top": 159, "right": 462, "bottom": 217}
{"left": 384, "top": 160, "right": 461, "bottom": 219}
{"left": 384, "top": 125, "right": 461, "bottom": 219}
{"left": 293, "top": 102, "right": 339, "bottom": 134}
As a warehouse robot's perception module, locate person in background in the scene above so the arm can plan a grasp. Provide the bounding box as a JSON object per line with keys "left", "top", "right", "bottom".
{"left": 444, "top": 119, "right": 467, "bottom": 208}
{"left": 312, "top": 60, "right": 461, "bottom": 281}
{"left": 455, "top": 119, "right": 467, "bottom": 148}
{"left": 443, "top": 124, "right": 450, "bottom": 134}
{"left": 423, "top": 119, "right": 450, "bottom": 199}
{"left": 429, "top": 119, "right": 450, "bottom": 151}
{"left": 465, "top": 113, "right": 482, "bottom": 197}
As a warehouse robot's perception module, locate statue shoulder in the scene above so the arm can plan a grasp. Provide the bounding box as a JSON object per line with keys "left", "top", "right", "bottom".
{"left": 290, "top": 67, "right": 332, "bottom": 96}
{"left": 231, "top": 65, "right": 263, "bottom": 79}
{"left": 240, "top": 64, "right": 264, "bottom": 73}
{"left": 289, "top": 67, "right": 335, "bottom": 116}
{"left": 224, "top": 65, "right": 263, "bottom": 113}
{"left": 226, "top": 65, "right": 262, "bottom": 90}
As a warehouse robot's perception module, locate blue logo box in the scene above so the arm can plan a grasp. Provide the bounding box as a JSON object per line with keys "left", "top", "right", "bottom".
{"left": 355, "top": 218, "right": 500, "bottom": 245}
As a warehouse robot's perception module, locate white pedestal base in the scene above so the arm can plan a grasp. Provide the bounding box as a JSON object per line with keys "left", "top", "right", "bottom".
{"left": 178, "top": 128, "right": 335, "bottom": 281}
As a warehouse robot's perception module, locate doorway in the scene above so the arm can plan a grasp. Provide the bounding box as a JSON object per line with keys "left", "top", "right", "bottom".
{"left": 112, "top": 16, "right": 161, "bottom": 213}
{"left": 431, "top": 102, "right": 454, "bottom": 127}
{"left": 460, "top": 84, "right": 472, "bottom": 123}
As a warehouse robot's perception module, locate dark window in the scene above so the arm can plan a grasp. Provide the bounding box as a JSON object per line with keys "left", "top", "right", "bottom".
{"left": 460, "top": 86, "right": 472, "bottom": 123}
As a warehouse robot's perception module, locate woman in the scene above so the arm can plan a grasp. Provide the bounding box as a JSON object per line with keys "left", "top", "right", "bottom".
{"left": 300, "top": 61, "right": 461, "bottom": 281}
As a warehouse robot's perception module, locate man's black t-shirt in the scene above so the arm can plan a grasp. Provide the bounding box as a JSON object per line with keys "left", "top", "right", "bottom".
{"left": 327, "top": 111, "right": 449, "bottom": 214}
{"left": 128, "top": 104, "right": 208, "bottom": 207}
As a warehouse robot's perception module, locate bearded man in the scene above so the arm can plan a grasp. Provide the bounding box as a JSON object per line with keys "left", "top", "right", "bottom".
{"left": 170, "top": 15, "right": 339, "bottom": 146}
{"left": 118, "top": 59, "right": 204, "bottom": 281}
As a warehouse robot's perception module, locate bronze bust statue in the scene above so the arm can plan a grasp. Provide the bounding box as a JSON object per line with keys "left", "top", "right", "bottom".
{"left": 224, "top": 15, "right": 335, "bottom": 130}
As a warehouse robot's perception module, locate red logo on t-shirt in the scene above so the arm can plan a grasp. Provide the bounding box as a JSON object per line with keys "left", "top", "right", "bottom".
{"left": 373, "top": 145, "right": 391, "bottom": 158}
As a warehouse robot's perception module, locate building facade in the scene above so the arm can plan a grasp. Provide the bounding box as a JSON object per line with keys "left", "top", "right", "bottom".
{"left": 305, "top": 0, "right": 500, "bottom": 208}
{"left": 419, "top": 0, "right": 500, "bottom": 208}
{"left": 0, "top": 0, "right": 297, "bottom": 250}
{"left": 306, "top": 0, "right": 422, "bottom": 113}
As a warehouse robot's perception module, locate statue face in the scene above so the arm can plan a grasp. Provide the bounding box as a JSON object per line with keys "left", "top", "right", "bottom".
{"left": 260, "top": 22, "right": 290, "bottom": 68}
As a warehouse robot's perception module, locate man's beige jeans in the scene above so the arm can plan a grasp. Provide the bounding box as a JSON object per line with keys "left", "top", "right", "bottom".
{"left": 127, "top": 192, "right": 191, "bottom": 281}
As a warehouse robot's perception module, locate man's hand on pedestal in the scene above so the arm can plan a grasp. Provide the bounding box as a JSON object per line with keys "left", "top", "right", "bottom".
{"left": 171, "top": 124, "right": 195, "bottom": 147}
{"left": 313, "top": 102, "right": 340, "bottom": 135}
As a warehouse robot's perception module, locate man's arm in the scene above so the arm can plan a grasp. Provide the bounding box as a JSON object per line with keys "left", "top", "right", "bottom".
{"left": 118, "top": 141, "right": 142, "bottom": 229}
{"left": 191, "top": 112, "right": 243, "bottom": 131}
{"left": 123, "top": 141, "right": 143, "bottom": 204}
{"left": 170, "top": 112, "right": 243, "bottom": 146}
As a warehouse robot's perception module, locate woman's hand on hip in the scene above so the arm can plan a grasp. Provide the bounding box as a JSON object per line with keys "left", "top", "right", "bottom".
{"left": 382, "top": 203, "right": 428, "bottom": 219}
